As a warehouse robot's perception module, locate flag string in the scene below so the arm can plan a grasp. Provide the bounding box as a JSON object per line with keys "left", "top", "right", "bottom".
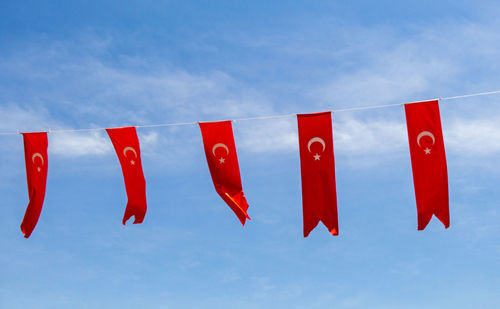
{"left": 1, "top": 89, "right": 500, "bottom": 136}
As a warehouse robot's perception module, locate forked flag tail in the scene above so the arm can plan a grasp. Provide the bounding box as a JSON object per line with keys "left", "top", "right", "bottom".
{"left": 404, "top": 100, "right": 450, "bottom": 230}
{"left": 297, "top": 112, "right": 339, "bottom": 237}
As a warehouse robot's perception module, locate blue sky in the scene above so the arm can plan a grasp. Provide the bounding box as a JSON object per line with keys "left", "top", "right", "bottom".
{"left": 1, "top": 1, "right": 500, "bottom": 308}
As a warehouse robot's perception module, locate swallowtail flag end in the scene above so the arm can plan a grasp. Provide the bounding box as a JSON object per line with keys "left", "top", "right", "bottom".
{"left": 297, "top": 112, "right": 339, "bottom": 237}
{"left": 405, "top": 100, "right": 450, "bottom": 230}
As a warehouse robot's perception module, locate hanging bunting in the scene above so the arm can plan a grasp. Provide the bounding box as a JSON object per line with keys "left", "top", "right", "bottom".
{"left": 404, "top": 100, "right": 450, "bottom": 230}
{"left": 14, "top": 89, "right": 500, "bottom": 238}
{"left": 20, "top": 132, "right": 49, "bottom": 238}
{"left": 106, "top": 127, "right": 147, "bottom": 225}
{"left": 199, "top": 121, "right": 250, "bottom": 225}
{"left": 297, "top": 112, "right": 339, "bottom": 237}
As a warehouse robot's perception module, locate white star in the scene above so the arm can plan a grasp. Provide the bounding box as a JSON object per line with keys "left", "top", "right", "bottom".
{"left": 219, "top": 157, "right": 225, "bottom": 164}
{"left": 130, "top": 160, "right": 136, "bottom": 165}
{"left": 424, "top": 148, "right": 431, "bottom": 155}
{"left": 37, "top": 167, "right": 41, "bottom": 172}
{"left": 313, "top": 153, "right": 321, "bottom": 160}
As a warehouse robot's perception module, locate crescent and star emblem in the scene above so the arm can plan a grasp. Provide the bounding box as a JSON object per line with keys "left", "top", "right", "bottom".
{"left": 123, "top": 146, "right": 138, "bottom": 165}
{"left": 31, "top": 153, "right": 44, "bottom": 172}
{"left": 416, "top": 131, "right": 435, "bottom": 155}
{"left": 307, "top": 137, "right": 326, "bottom": 161}
{"left": 212, "top": 143, "right": 229, "bottom": 164}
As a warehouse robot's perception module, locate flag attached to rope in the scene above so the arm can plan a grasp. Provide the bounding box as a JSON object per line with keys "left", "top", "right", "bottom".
{"left": 21, "top": 132, "right": 49, "bottom": 238}
{"left": 405, "top": 100, "right": 449, "bottom": 230}
{"left": 199, "top": 121, "right": 250, "bottom": 225}
{"left": 106, "top": 127, "right": 147, "bottom": 225}
{"left": 297, "top": 112, "right": 339, "bottom": 237}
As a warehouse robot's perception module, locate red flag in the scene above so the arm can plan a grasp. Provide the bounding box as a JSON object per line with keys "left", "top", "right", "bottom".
{"left": 106, "top": 127, "right": 147, "bottom": 225}
{"left": 21, "top": 132, "right": 49, "bottom": 238}
{"left": 199, "top": 121, "right": 250, "bottom": 225}
{"left": 297, "top": 112, "right": 338, "bottom": 237}
{"left": 405, "top": 100, "right": 449, "bottom": 230}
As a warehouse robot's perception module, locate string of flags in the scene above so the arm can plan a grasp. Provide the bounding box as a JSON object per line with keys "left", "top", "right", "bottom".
{"left": 8, "top": 90, "right": 500, "bottom": 238}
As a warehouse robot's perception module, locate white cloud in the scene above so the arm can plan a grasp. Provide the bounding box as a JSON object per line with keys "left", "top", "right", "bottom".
{"left": 30, "top": 128, "right": 164, "bottom": 158}
{"left": 238, "top": 16, "right": 500, "bottom": 112}
{"left": 49, "top": 131, "right": 112, "bottom": 157}
{"left": 226, "top": 17, "right": 500, "bottom": 163}
{"left": 445, "top": 118, "right": 500, "bottom": 156}
{"left": 334, "top": 116, "right": 407, "bottom": 156}
{"left": 0, "top": 43, "right": 274, "bottom": 125}
{"left": 0, "top": 106, "right": 164, "bottom": 158}
{"left": 234, "top": 112, "right": 500, "bottom": 161}
{"left": 0, "top": 35, "right": 278, "bottom": 160}
{"left": 236, "top": 115, "right": 406, "bottom": 158}
{"left": 333, "top": 115, "right": 500, "bottom": 159}
{"left": 0, "top": 105, "right": 52, "bottom": 133}
{"left": 236, "top": 117, "right": 298, "bottom": 153}
{"left": 3, "top": 21, "right": 500, "bottom": 165}
{"left": 312, "top": 56, "right": 455, "bottom": 109}
{"left": 138, "top": 131, "right": 159, "bottom": 149}
{"left": 3, "top": 100, "right": 500, "bottom": 165}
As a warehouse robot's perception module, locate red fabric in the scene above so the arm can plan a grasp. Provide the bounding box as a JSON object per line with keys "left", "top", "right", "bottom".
{"left": 106, "top": 127, "right": 147, "bottom": 225}
{"left": 199, "top": 121, "right": 250, "bottom": 225}
{"left": 21, "top": 132, "right": 49, "bottom": 238}
{"left": 405, "top": 100, "right": 449, "bottom": 230}
{"left": 297, "top": 112, "right": 338, "bottom": 237}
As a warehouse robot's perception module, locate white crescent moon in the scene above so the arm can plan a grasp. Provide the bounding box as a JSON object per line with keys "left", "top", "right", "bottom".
{"left": 31, "top": 153, "right": 44, "bottom": 166}
{"left": 123, "top": 146, "right": 138, "bottom": 159}
{"left": 212, "top": 143, "right": 229, "bottom": 156}
{"left": 307, "top": 137, "right": 326, "bottom": 153}
{"left": 416, "top": 131, "right": 435, "bottom": 147}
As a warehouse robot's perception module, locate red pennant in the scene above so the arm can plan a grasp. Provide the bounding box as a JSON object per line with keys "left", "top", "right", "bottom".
{"left": 405, "top": 100, "right": 449, "bottom": 230}
{"left": 21, "top": 132, "right": 49, "bottom": 238}
{"left": 297, "top": 112, "right": 339, "bottom": 237}
{"left": 199, "top": 121, "right": 250, "bottom": 225}
{"left": 106, "top": 127, "right": 147, "bottom": 225}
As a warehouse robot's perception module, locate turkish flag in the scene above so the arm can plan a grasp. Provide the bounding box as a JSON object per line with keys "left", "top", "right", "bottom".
{"left": 21, "top": 132, "right": 49, "bottom": 238}
{"left": 199, "top": 121, "right": 250, "bottom": 225}
{"left": 106, "top": 127, "right": 147, "bottom": 225}
{"left": 297, "top": 112, "right": 338, "bottom": 237}
{"left": 405, "top": 100, "right": 449, "bottom": 230}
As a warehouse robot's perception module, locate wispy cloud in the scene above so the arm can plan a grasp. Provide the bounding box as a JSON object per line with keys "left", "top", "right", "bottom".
{"left": 0, "top": 34, "right": 278, "bottom": 160}
{"left": 312, "top": 55, "right": 455, "bottom": 109}
{"left": 50, "top": 131, "right": 112, "bottom": 157}
{"left": 2, "top": 19, "right": 500, "bottom": 165}
{"left": 0, "top": 39, "right": 274, "bottom": 126}
{"left": 445, "top": 118, "right": 500, "bottom": 156}
{"left": 236, "top": 117, "right": 298, "bottom": 153}
{"left": 0, "top": 105, "right": 52, "bottom": 133}
{"left": 334, "top": 116, "right": 406, "bottom": 156}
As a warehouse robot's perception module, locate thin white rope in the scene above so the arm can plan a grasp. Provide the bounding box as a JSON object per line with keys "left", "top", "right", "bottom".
{"left": 332, "top": 97, "right": 443, "bottom": 113}
{"left": 439, "top": 89, "right": 500, "bottom": 101}
{"left": 333, "top": 102, "right": 404, "bottom": 113}
{"left": 1, "top": 89, "right": 499, "bottom": 136}
{"left": 231, "top": 113, "right": 297, "bottom": 122}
